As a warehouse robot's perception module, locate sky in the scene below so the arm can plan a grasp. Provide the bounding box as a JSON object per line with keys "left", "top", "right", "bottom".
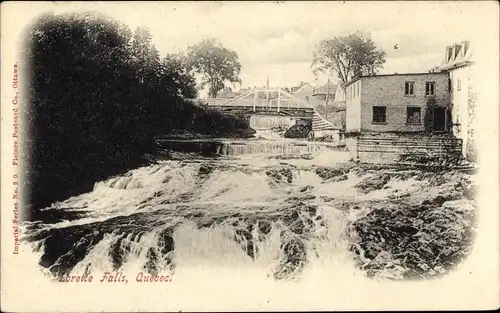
{"left": 17, "top": 1, "right": 497, "bottom": 93}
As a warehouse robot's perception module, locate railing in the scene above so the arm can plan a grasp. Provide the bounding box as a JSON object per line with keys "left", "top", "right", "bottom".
{"left": 200, "top": 87, "right": 314, "bottom": 112}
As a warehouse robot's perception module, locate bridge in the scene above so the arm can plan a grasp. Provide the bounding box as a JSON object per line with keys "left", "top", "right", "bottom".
{"left": 202, "top": 87, "right": 315, "bottom": 117}
{"left": 201, "top": 87, "right": 342, "bottom": 132}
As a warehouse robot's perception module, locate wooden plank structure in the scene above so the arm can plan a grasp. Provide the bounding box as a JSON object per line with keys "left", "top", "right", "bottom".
{"left": 203, "top": 87, "right": 316, "bottom": 117}
{"left": 354, "top": 133, "right": 463, "bottom": 164}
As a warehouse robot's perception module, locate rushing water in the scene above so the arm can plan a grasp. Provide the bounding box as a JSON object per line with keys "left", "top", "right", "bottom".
{"left": 21, "top": 133, "right": 373, "bottom": 289}
{"left": 15, "top": 131, "right": 480, "bottom": 311}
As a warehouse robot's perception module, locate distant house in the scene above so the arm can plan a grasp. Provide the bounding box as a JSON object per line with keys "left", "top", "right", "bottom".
{"left": 435, "top": 40, "right": 476, "bottom": 161}
{"left": 217, "top": 87, "right": 238, "bottom": 98}
{"left": 313, "top": 82, "right": 337, "bottom": 101}
{"left": 334, "top": 84, "right": 346, "bottom": 102}
{"left": 236, "top": 88, "right": 253, "bottom": 96}
{"left": 344, "top": 72, "right": 451, "bottom": 133}
{"left": 290, "top": 82, "right": 314, "bottom": 102}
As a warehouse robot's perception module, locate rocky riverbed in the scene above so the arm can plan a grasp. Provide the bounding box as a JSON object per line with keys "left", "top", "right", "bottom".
{"left": 22, "top": 148, "right": 477, "bottom": 283}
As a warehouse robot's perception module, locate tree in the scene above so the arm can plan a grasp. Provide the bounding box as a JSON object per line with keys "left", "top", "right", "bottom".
{"left": 186, "top": 38, "right": 242, "bottom": 98}
{"left": 312, "top": 31, "right": 386, "bottom": 87}
{"left": 161, "top": 53, "right": 198, "bottom": 99}
{"left": 23, "top": 12, "right": 249, "bottom": 212}
{"left": 130, "top": 27, "right": 160, "bottom": 83}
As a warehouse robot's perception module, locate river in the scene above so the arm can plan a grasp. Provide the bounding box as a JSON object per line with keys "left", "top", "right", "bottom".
{"left": 19, "top": 130, "right": 476, "bottom": 307}
{"left": 21, "top": 132, "right": 366, "bottom": 279}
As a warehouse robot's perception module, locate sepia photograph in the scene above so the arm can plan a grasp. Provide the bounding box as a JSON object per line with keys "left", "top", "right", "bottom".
{"left": 1, "top": 1, "right": 499, "bottom": 312}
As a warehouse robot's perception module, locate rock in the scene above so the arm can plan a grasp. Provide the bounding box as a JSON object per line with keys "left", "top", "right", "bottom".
{"left": 417, "top": 263, "right": 431, "bottom": 271}
{"left": 315, "top": 166, "right": 351, "bottom": 180}
{"left": 284, "top": 124, "right": 312, "bottom": 138}
{"left": 464, "top": 185, "right": 477, "bottom": 200}
{"left": 198, "top": 163, "right": 214, "bottom": 176}
{"left": 332, "top": 174, "right": 349, "bottom": 182}
{"left": 299, "top": 185, "right": 314, "bottom": 193}
{"left": 355, "top": 173, "right": 392, "bottom": 193}
{"left": 372, "top": 250, "right": 393, "bottom": 264}
{"left": 232, "top": 128, "right": 257, "bottom": 138}
{"left": 258, "top": 221, "right": 272, "bottom": 235}
{"left": 266, "top": 167, "right": 294, "bottom": 184}
{"left": 432, "top": 195, "right": 447, "bottom": 206}
{"left": 442, "top": 199, "right": 476, "bottom": 213}
{"left": 434, "top": 265, "right": 446, "bottom": 274}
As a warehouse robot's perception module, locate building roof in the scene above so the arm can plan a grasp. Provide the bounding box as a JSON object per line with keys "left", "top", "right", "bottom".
{"left": 290, "top": 82, "right": 312, "bottom": 93}
{"left": 217, "top": 88, "right": 237, "bottom": 98}
{"left": 313, "top": 82, "right": 337, "bottom": 95}
{"left": 437, "top": 41, "right": 473, "bottom": 71}
{"left": 236, "top": 88, "right": 252, "bottom": 94}
{"left": 343, "top": 71, "right": 449, "bottom": 88}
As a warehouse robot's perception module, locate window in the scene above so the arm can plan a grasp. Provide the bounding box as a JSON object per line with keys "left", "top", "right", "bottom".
{"left": 446, "top": 47, "right": 453, "bottom": 62}
{"left": 372, "top": 106, "right": 386, "bottom": 123}
{"left": 305, "top": 95, "right": 309, "bottom": 101}
{"left": 405, "top": 81, "right": 414, "bottom": 95}
{"left": 457, "top": 78, "right": 461, "bottom": 91}
{"left": 454, "top": 45, "right": 461, "bottom": 59}
{"left": 425, "top": 82, "right": 435, "bottom": 96}
{"left": 407, "top": 107, "right": 421, "bottom": 124}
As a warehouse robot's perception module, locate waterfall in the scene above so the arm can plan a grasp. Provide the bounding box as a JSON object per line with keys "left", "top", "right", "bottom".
{"left": 23, "top": 155, "right": 363, "bottom": 284}
{"left": 157, "top": 138, "right": 345, "bottom": 158}
{"left": 219, "top": 142, "right": 345, "bottom": 156}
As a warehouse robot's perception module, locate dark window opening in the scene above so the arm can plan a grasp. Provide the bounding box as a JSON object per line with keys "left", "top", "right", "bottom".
{"left": 405, "top": 81, "right": 414, "bottom": 95}
{"left": 425, "top": 82, "right": 435, "bottom": 96}
{"left": 454, "top": 45, "right": 461, "bottom": 58}
{"left": 407, "top": 107, "right": 421, "bottom": 124}
{"left": 433, "top": 107, "right": 446, "bottom": 132}
{"left": 447, "top": 48, "right": 453, "bottom": 62}
{"left": 372, "top": 106, "right": 386, "bottom": 123}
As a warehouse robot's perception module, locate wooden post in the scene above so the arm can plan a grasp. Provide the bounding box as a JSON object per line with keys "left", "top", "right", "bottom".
{"left": 277, "top": 88, "right": 281, "bottom": 113}
{"left": 325, "top": 77, "right": 330, "bottom": 120}
{"left": 253, "top": 87, "right": 257, "bottom": 112}
{"left": 266, "top": 76, "right": 270, "bottom": 110}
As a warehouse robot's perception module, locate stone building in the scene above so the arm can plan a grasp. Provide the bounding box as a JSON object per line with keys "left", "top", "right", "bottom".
{"left": 344, "top": 72, "right": 451, "bottom": 133}
{"left": 435, "top": 41, "right": 476, "bottom": 161}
